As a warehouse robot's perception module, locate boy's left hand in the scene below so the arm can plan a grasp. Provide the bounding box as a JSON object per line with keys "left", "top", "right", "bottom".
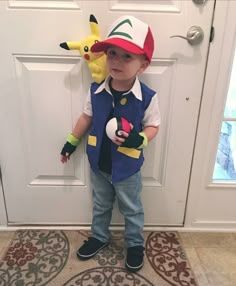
{"left": 120, "top": 129, "right": 144, "bottom": 148}
{"left": 112, "top": 126, "right": 145, "bottom": 149}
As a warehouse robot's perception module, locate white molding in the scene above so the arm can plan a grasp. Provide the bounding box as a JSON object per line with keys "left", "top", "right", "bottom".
{"left": 1, "top": 224, "right": 236, "bottom": 232}
{"left": 207, "top": 182, "right": 236, "bottom": 189}
{"left": 109, "top": 0, "right": 182, "bottom": 13}
{"left": 185, "top": 220, "right": 236, "bottom": 231}
{"left": 13, "top": 54, "right": 86, "bottom": 188}
{"left": 141, "top": 59, "right": 176, "bottom": 188}
{"left": 8, "top": 0, "right": 81, "bottom": 10}
{"left": 0, "top": 174, "right": 7, "bottom": 226}
{"left": 29, "top": 176, "right": 84, "bottom": 186}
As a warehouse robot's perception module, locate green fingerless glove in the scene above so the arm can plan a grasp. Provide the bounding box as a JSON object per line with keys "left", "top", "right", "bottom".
{"left": 61, "top": 133, "right": 80, "bottom": 156}
{"left": 66, "top": 133, "right": 80, "bottom": 146}
{"left": 138, "top": 132, "right": 148, "bottom": 149}
{"left": 121, "top": 130, "right": 148, "bottom": 149}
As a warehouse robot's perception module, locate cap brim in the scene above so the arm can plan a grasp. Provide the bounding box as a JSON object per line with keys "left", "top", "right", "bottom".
{"left": 91, "top": 38, "right": 144, "bottom": 55}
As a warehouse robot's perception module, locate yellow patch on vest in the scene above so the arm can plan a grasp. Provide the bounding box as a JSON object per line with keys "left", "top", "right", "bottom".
{"left": 117, "top": 146, "right": 141, "bottom": 159}
{"left": 88, "top": 135, "right": 97, "bottom": 146}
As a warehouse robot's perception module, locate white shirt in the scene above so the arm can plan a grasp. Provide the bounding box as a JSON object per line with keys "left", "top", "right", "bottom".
{"left": 83, "top": 76, "right": 161, "bottom": 127}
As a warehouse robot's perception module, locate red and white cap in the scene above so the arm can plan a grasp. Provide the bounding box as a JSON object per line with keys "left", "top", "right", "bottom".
{"left": 91, "top": 15, "right": 154, "bottom": 62}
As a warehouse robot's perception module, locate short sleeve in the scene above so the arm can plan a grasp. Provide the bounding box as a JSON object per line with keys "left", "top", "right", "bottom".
{"left": 83, "top": 88, "right": 93, "bottom": 116}
{"left": 142, "top": 93, "right": 161, "bottom": 127}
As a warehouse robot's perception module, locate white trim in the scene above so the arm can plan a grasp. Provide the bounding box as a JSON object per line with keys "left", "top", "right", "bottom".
{"left": 1, "top": 224, "right": 236, "bottom": 233}
{"left": 187, "top": 220, "right": 236, "bottom": 229}
{"left": 109, "top": 0, "right": 182, "bottom": 13}
{"left": 0, "top": 178, "right": 7, "bottom": 226}
{"left": 8, "top": 0, "right": 81, "bottom": 10}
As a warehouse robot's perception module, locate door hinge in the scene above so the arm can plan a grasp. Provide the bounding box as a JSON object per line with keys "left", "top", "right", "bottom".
{"left": 210, "top": 26, "right": 215, "bottom": 43}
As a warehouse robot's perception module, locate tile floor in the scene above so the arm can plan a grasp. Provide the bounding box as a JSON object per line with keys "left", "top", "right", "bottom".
{"left": 179, "top": 232, "right": 236, "bottom": 286}
{"left": 0, "top": 231, "right": 236, "bottom": 286}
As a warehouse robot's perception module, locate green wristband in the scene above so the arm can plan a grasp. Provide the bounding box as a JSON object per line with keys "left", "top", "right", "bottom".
{"left": 138, "top": 132, "right": 148, "bottom": 149}
{"left": 66, "top": 133, "right": 80, "bottom": 146}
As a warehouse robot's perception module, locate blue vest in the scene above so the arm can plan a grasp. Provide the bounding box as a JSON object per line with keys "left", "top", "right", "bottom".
{"left": 86, "top": 80, "right": 156, "bottom": 183}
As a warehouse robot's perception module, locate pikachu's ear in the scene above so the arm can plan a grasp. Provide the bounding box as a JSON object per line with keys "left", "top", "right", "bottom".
{"left": 90, "top": 14, "right": 99, "bottom": 36}
{"left": 64, "top": 41, "right": 81, "bottom": 50}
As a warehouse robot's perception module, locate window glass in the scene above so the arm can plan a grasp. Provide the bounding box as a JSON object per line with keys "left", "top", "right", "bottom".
{"left": 213, "top": 49, "right": 236, "bottom": 181}
{"left": 213, "top": 121, "right": 236, "bottom": 180}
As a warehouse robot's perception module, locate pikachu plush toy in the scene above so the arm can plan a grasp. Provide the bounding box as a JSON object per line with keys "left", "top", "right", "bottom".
{"left": 60, "top": 14, "right": 107, "bottom": 84}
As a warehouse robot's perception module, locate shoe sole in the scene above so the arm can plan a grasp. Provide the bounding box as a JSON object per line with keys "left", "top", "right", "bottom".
{"left": 125, "top": 261, "right": 144, "bottom": 272}
{"left": 77, "top": 242, "right": 109, "bottom": 260}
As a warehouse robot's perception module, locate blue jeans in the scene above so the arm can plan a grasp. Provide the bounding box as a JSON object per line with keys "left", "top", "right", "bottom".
{"left": 90, "top": 169, "right": 144, "bottom": 248}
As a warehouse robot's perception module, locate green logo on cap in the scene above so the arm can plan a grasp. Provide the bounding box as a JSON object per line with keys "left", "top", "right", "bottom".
{"left": 108, "top": 19, "right": 133, "bottom": 39}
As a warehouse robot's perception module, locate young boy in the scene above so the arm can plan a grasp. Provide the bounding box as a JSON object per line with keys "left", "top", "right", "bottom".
{"left": 60, "top": 15, "right": 161, "bottom": 272}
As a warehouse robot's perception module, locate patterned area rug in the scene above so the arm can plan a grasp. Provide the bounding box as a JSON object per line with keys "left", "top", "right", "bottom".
{"left": 0, "top": 230, "right": 197, "bottom": 286}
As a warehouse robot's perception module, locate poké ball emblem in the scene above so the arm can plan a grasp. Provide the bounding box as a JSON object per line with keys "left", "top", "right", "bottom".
{"left": 106, "top": 117, "right": 132, "bottom": 141}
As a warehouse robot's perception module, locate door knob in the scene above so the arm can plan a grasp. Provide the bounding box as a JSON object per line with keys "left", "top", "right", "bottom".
{"left": 170, "top": 26, "right": 204, "bottom": 46}
{"left": 192, "top": 0, "right": 207, "bottom": 4}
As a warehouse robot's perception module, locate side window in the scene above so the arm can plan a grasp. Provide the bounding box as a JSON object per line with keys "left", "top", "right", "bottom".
{"left": 213, "top": 49, "right": 236, "bottom": 181}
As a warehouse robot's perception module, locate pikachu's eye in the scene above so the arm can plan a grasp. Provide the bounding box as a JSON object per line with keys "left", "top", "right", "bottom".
{"left": 84, "top": 46, "right": 89, "bottom": 52}
{"left": 94, "top": 40, "right": 99, "bottom": 44}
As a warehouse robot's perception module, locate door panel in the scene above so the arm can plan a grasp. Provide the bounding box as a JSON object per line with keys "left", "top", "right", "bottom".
{"left": 0, "top": 0, "right": 215, "bottom": 225}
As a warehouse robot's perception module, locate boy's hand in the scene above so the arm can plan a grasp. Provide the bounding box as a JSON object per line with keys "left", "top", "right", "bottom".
{"left": 60, "top": 133, "right": 79, "bottom": 163}
{"left": 113, "top": 128, "right": 148, "bottom": 149}
{"left": 112, "top": 131, "right": 129, "bottom": 146}
{"left": 121, "top": 129, "right": 145, "bottom": 148}
{"left": 60, "top": 142, "right": 76, "bottom": 163}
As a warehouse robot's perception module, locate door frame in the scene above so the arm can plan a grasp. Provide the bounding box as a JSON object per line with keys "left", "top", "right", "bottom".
{"left": 0, "top": 169, "right": 7, "bottom": 225}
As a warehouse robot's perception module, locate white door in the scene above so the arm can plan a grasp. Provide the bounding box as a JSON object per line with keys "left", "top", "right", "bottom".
{"left": 0, "top": 0, "right": 215, "bottom": 225}
{"left": 186, "top": 0, "right": 236, "bottom": 228}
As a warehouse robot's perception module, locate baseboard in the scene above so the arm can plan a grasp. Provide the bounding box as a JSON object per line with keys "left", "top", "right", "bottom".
{"left": 0, "top": 222, "right": 236, "bottom": 232}
{"left": 184, "top": 220, "right": 236, "bottom": 232}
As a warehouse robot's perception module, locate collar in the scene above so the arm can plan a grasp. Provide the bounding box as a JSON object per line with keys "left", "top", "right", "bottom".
{"left": 94, "top": 76, "right": 143, "bottom": 101}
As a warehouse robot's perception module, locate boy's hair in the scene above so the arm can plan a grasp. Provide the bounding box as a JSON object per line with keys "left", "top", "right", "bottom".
{"left": 91, "top": 15, "right": 154, "bottom": 62}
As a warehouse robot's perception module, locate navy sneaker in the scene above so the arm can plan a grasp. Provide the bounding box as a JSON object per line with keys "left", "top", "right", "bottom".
{"left": 125, "top": 246, "right": 145, "bottom": 272}
{"left": 77, "top": 237, "right": 109, "bottom": 260}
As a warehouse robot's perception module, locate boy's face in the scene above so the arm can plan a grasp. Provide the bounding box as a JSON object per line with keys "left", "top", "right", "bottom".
{"left": 106, "top": 46, "right": 149, "bottom": 82}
